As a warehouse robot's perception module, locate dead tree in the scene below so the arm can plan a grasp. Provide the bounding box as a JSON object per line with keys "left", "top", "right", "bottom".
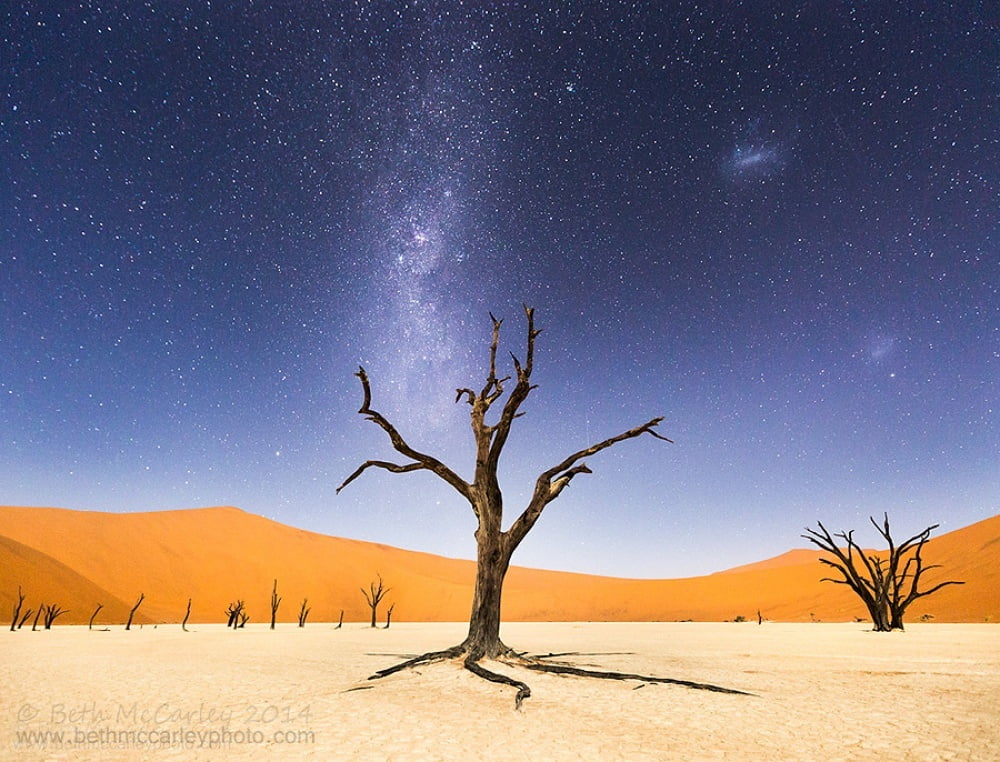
{"left": 31, "top": 606, "right": 43, "bottom": 631}
{"left": 125, "top": 593, "right": 144, "bottom": 631}
{"left": 17, "top": 607, "right": 33, "bottom": 629}
{"left": 182, "top": 598, "right": 192, "bottom": 632}
{"left": 226, "top": 600, "right": 245, "bottom": 628}
{"left": 803, "top": 514, "right": 964, "bottom": 631}
{"left": 383, "top": 603, "right": 395, "bottom": 629}
{"left": 89, "top": 604, "right": 103, "bottom": 630}
{"left": 361, "top": 575, "right": 390, "bottom": 628}
{"left": 297, "top": 598, "right": 310, "bottom": 627}
{"left": 10, "top": 586, "right": 25, "bottom": 631}
{"left": 43, "top": 604, "right": 67, "bottom": 629}
{"left": 270, "top": 579, "right": 282, "bottom": 630}
{"left": 336, "top": 610, "right": 344, "bottom": 629}
{"left": 338, "top": 306, "right": 748, "bottom": 706}
{"left": 229, "top": 600, "right": 249, "bottom": 628}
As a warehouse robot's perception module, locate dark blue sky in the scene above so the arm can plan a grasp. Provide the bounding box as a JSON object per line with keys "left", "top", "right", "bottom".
{"left": 2, "top": 2, "right": 996, "bottom": 577}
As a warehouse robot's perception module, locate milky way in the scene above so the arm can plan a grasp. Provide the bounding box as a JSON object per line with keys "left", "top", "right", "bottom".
{"left": 2, "top": 3, "right": 996, "bottom": 577}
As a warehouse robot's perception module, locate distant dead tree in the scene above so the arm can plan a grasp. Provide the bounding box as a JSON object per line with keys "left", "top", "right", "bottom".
{"left": 297, "top": 598, "right": 310, "bottom": 627}
{"left": 43, "top": 604, "right": 67, "bottom": 629}
{"left": 803, "top": 514, "right": 965, "bottom": 631}
{"left": 338, "top": 306, "right": 747, "bottom": 706}
{"left": 226, "top": 600, "right": 245, "bottom": 628}
{"left": 182, "top": 598, "right": 192, "bottom": 632}
{"left": 32, "top": 606, "right": 44, "bottom": 631}
{"left": 270, "top": 579, "right": 282, "bottom": 630}
{"left": 361, "top": 575, "right": 390, "bottom": 628}
{"left": 383, "top": 603, "right": 395, "bottom": 629}
{"left": 335, "top": 610, "right": 344, "bottom": 629}
{"left": 125, "top": 593, "right": 145, "bottom": 631}
{"left": 17, "top": 607, "right": 33, "bottom": 630}
{"left": 239, "top": 610, "right": 249, "bottom": 628}
{"left": 10, "top": 586, "right": 26, "bottom": 631}
{"left": 89, "top": 604, "right": 103, "bottom": 630}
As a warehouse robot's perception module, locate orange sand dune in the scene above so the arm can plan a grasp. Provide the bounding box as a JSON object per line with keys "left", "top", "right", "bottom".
{"left": 1, "top": 505, "right": 996, "bottom": 626}
{"left": 0, "top": 535, "right": 149, "bottom": 627}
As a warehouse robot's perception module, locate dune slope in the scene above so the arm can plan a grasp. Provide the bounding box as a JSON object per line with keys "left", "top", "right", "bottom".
{"left": 1, "top": 505, "right": 996, "bottom": 626}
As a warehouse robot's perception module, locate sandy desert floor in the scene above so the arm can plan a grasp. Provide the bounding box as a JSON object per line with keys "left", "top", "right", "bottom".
{"left": 2, "top": 621, "right": 997, "bottom": 761}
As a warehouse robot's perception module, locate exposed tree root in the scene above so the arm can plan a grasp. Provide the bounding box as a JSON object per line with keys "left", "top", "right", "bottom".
{"left": 364, "top": 642, "right": 752, "bottom": 708}
{"left": 464, "top": 655, "right": 532, "bottom": 709}
{"left": 529, "top": 650, "right": 636, "bottom": 660}
{"left": 510, "top": 654, "right": 753, "bottom": 696}
{"left": 369, "top": 645, "right": 465, "bottom": 679}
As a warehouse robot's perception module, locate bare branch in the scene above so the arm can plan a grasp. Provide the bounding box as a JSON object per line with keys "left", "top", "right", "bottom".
{"left": 539, "top": 417, "right": 672, "bottom": 488}
{"left": 547, "top": 464, "right": 593, "bottom": 502}
{"left": 819, "top": 576, "right": 852, "bottom": 586}
{"left": 337, "top": 366, "right": 471, "bottom": 501}
{"left": 505, "top": 417, "right": 672, "bottom": 550}
{"left": 895, "top": 529, "right": 964, "bottom": 613}
{"left": 337, "top": 460, "right": 428, "bottom": 493}
{"left": 912, "top": 579, "right": 965, "bottom": 599}
{"left": 480, "top": 313, "right": 504, "bottom": 400}
{"left": 484, "top": 306, "right": 539, "bottom": 469}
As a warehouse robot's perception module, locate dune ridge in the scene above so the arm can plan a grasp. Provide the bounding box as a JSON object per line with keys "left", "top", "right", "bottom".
{"left": 1, "top": 505, "right": 996, "bottom": 626}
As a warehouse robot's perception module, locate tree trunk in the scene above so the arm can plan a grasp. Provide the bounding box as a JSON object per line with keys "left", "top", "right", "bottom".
{"left": 10, "top": 586, "right": 25, "bottom": 632}
{"left": 864, "top": 593, "right": 889, "bottom": 632}
{"left": 270, "top": 579, "right": 281, "bottom": 630}
{"left": 888, "top": 610, "right": 905, "bottom": 631}
{"left": 126, "top": 593, "right": 144, "bottom": 631}
{"left": 872, "top": 611, "right": 891, "bottom": 632}
{"left": 462, "top": 528, "right": 512, "bottom": 659}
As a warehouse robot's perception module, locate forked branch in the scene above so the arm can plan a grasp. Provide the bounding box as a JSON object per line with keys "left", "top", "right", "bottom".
{"left": 337, "top": 366, "right": 471, "bottom": 501}
{"left": 506, "top": 417, "right": 673, "bottom": 549}
{"left": 485, "top": 306, "right": 541, "bottom": 469}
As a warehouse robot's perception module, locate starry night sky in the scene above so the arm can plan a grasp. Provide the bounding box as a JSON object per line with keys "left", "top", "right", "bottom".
{"left": 2, "top": 2, "right": 997, "bottom": 578}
